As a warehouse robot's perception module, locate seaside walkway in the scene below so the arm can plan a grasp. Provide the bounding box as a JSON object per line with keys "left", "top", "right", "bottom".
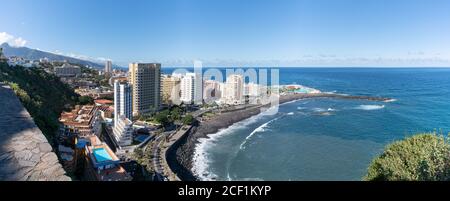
{"left": 0, "top": 83, "right": 71, "bottom": 181}
{"left": 158, "top": 125, "right": 192, "bottom": 181}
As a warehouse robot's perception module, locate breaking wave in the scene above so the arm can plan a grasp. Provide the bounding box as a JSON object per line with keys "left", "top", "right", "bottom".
{"left": 239, "top": 116, "right": 282, "bottom": 150}
{"left": 355, "top": 105, "right": 385, "bottom": 110}
{"left": 192, "top": 105, "right": 281, "bottom": 181}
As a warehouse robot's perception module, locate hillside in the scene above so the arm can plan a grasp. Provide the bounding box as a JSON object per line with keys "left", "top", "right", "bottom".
{"left": 1, "top": 43, "right": 123, "bottom": 69}
{"left": 0, "top": 62, "right": 80, "bottom": 144}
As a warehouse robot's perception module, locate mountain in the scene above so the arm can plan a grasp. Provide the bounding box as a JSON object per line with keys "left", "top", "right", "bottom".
{"left": 1, "top": 43, "right": 123, "bottom": 69}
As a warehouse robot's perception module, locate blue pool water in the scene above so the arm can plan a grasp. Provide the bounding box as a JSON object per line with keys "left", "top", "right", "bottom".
{"left": 93, "top": 148, "right": 112, "bottom": 162}
{"left": 135, "top": 135, "right": 149, "bottom": 143}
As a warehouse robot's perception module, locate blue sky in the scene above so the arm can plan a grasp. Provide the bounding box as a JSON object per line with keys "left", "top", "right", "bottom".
{"left": 1, "top": 0, "right": 450, "bottom": 67}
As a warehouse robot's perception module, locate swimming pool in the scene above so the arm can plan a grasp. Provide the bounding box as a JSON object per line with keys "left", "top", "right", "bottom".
{"left": 93, "top": 148, "right": 112, "bottom": 162}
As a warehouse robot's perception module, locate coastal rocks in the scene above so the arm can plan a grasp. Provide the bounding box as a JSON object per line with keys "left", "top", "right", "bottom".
{"left": 0, "top": 84, "right": 71, "bottom": 181}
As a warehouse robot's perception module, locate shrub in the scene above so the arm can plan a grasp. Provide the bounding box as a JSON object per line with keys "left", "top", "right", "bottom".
{"left": 364, "top": 133, "right": 450, "bottom": 181}
{"left": 182, "top": 114, "right": 195, "bottom": 125}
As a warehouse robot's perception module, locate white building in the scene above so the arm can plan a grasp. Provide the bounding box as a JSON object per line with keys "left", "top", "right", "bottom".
{"left": 222, "top": 74, "right": 244, "bottom": 105}
{"left": 245, "top": 82, "right": 261, "bottom": 103}
{"left": 244, "top": 82, "right": 259, "bottom": 97}
{"left": 203, "top": 79, "right": 221, "bottom": 103}
{"left": 114, "top": 81, "right": 132, "bottom": 127}
{"left": 193, "top": 73, "right": 203, "bottom": 105}
{"left": 180, "top": 73, "right": 195, "bottom": 104}
{"left": 54, "top": 63, "right": 81, "bottom": 77}
{"left": 112, "top": 115, "right": 133, "bottom": 148}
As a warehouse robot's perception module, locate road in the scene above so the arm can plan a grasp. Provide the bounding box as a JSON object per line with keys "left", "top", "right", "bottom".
{"left": 148, "top": 130, "right": 174, "bottom": 181}
{"left": 146, "top": 110, "right": 212, "bottom": 181}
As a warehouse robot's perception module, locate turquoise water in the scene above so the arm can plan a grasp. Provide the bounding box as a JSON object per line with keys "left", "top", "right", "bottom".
{"left": 164, "top": 67, "right": 450, "bottom": 180}
{"left": 93, "top": 148, "right": 112, "bottom": 162}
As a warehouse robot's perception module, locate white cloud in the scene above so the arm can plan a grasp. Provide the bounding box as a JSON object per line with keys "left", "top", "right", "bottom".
{"left": 66, "top": 53, "right": 112, "bottom": 63}
{"left": 13, "top": 37, "right": 27, "bottom": 47}
{"left": 0, "top": 32, "right": 28, "bottom": 47}
{"left": 48, "top": 50, "right": 112, "bottom": 64}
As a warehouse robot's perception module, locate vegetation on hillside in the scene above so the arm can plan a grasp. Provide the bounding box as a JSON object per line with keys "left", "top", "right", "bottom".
{"left": 364, "top": 133, "right": 450, "bottom": 181}
{"left": 0, "top": 62, "right": 80, "bottom": 144}
{"left": 78, "top": 95, "right": 94, "bottom": 105}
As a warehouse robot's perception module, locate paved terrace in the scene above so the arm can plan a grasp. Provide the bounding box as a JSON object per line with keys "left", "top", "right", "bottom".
{"left": 0, "top": 83, "right": 71, "bottom": 181}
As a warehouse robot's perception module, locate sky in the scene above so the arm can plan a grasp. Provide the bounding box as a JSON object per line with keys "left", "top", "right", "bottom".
{"left": 1, "top": 0, "right": 450, "bottom": 67}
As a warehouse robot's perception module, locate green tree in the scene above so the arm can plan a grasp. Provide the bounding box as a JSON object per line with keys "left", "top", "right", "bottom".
{"left": 364, "top": 133, "right": 450, "bottom": 181}
{"left": 78, "top": 96, "right": 94, "bottom": 105}
{"left": 182, "top": 114, "right": 195, "bottom": 125}
{"left": 170, "top": 106, "right": 182, "bottom": 121}
{"left": 154, "top": 110, "right": 170, "bottom": 126}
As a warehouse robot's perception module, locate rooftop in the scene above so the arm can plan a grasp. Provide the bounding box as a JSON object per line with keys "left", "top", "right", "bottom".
{"left": 94, "top": 99, "right": 113, "bottom": 105}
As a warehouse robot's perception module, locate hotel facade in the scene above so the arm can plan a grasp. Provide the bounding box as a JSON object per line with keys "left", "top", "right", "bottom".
{"left": 113, "top": 80, "right": 132, "bottom": 127}
{"left": 161, "top": 75, "right": 181, "bottom": 105}
{"left": 128, "top": 63, "right": 161, "bottom": 116}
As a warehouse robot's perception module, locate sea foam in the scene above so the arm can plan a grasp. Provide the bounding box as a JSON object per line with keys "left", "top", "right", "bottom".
{"left": 192, "top": 105, "right": 280, "bottom": 181}
{"left": 239, "top": 116, "right": 282, "bottom": 150}
{"left": 355, "top": 105, "right": 385, "bottom": 110}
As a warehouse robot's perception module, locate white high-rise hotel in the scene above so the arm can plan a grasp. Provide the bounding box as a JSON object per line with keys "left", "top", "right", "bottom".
{"left": 114, "top": 81, "right": 132, "bottom": 126}
{"left": 113, "top": 80, "right": 133, "bottom": 147}
{"left": 223, "top": 74, "right": 244, "bottom": 105}
{"left": 105, "top": 60, "right": 112, "bottom": 75}
{"left": 180, "top": 73, "right": 195, "bottom": 104}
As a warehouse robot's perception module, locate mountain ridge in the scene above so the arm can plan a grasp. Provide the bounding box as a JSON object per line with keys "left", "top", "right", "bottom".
{"left": 1, "top": 43, "right": 124, "bottom": 69}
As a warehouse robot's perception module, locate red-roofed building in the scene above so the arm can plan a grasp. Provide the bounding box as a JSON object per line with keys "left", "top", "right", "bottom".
{"left": 95, "top": 99, "right": 114, "bottom": 105}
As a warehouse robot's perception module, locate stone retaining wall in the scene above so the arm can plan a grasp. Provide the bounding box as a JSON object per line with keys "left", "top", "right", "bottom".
{"left": 0, "top": 84, "right": 71, "bottom": 181}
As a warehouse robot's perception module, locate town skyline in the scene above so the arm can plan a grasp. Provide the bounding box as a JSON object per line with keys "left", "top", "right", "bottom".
{"left": 2, "top": 0, "right": 450, "bottom": 67}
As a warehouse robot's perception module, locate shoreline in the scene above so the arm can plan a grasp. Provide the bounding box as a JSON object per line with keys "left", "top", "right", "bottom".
{"left": 169, "top": 93, "right": 393, "bottom": 181}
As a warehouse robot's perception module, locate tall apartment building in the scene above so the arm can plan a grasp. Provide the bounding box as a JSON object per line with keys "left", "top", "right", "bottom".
{"left": 105, "top": 60, "right": 112, "bottom": 75}
{"left": 161, "top": 75, "right": 181, "bottom": 105}
{"left": 223, "top": 74, "right": 244, "bottom": 105}
{"left": 203, "top": 79, "right": 221, "bottom": 103}
{"left": 180, "top": 73, "right": 195, "bottom": 104}
{"left": 114, "top": 81, "right": 132, "bottom": 127}
{"left": 244, "top": 82, "right": 261, "bottom": 104}
{"left": 244, "top": 82, "right": 260, "bottom": 97}
{"left": 128, "top": 63, "right": 161, "bottom": 115}
{"left": 179, "top": 72, "right": 203, "bottom": 105}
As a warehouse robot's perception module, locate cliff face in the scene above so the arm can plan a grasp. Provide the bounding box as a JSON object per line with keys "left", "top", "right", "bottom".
{"left": 0, "top": 84, "right": 70, "bottom": 181}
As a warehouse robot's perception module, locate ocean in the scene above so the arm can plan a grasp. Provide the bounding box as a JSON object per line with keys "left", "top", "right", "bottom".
{"left": 162, "top": 67, "right": 450, "bottom": 181}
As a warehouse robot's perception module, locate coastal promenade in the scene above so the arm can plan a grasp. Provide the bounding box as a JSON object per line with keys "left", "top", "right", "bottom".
{"left": 0, "top": 84, "right": 70, "bottom": 181}
{"left": 159, "top": 125, "right": 192, "bottom": 181}
{"left": 156, "top": 109, "right": 213, "bottom": 181}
